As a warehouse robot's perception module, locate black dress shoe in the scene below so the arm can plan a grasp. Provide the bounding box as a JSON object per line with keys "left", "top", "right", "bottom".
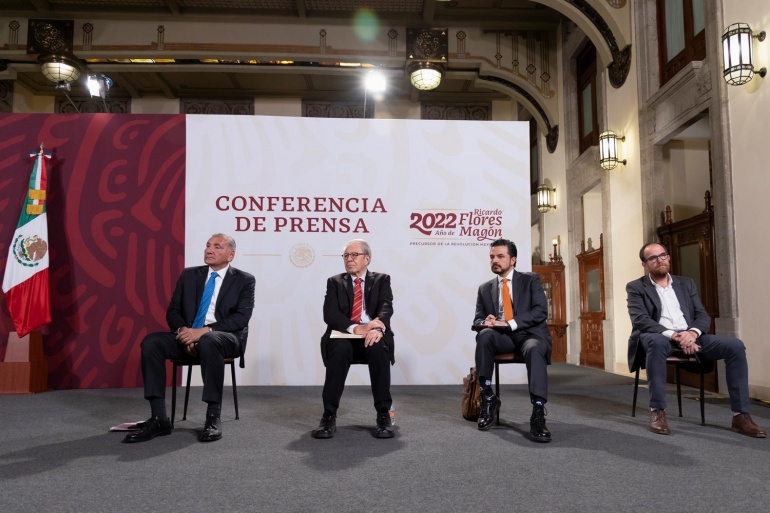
{"left": 311, "top": 415, "right": 336, "bottom": 439}
{"left": 198, "top": 414, "right": 222, "bottom": 442}
{"left": 477, "top": 388, "right": 501, "bottom": 431}
{"left": 530, "top": 403, "right": 552, "bottom": 443}
{"left": 122, "top": 416, "right": 172, "bottom": 443}
{"left": 375, "top": 413, "right": 394, "bottom": 439}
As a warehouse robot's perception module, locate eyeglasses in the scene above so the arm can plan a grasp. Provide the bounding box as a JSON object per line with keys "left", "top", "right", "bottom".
{"left": 341, "top": 252, "right": 365, "bottom": 260}
{"left": 643, "top": 252, "right": 669, "bottom": 263}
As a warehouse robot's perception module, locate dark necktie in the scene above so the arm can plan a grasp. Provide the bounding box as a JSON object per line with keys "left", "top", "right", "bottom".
{"left": 192, "top": 272, "right": 218, "bottom": 328}
{"left": 351, "top": 278, "right": 363, "bottom": 323}
{"left": 501, "top": 278, "right": 514, "bottom": 321}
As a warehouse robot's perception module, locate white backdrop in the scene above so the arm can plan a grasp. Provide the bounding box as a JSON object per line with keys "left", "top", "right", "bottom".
{"left": 185, "top": 115, "right": 530, "bottom": 385}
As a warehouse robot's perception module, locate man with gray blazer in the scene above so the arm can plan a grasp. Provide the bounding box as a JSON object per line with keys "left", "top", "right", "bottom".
{"left": 473, "top": 238, "right": 552, "bottom": 442}
{"left": 627, "top": 242, "right": 765, "bottom": 437}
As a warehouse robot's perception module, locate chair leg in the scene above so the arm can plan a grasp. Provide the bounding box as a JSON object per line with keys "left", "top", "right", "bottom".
{"left": 230, "top": 362, "right": 239, "bottom": 420}
{"left": 494, "top": 362, "right": 500, "bottom": 426}
{"left": 171, "top": 363, "right": 179, "bottom": 428}
{"left": 182, "top": 365, "right": 192, "bottom": 421}
{"left": 675, "top": 363, "right": 683, "bottom": 417}
{"left": 699, "top": 365, "right": 706, "bottom": 426}
{"left": 632, "top": 368, "right": 640, "bottom": 417}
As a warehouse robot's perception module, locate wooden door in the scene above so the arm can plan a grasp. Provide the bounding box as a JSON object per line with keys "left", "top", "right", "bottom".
{"left": 533, "top": 262, "right": 567, "bottom": 362}
{"left": 576, "top": 236, "right": 605, "bottom": 368}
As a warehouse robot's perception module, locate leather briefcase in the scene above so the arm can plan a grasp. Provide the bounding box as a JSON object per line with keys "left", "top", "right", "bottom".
{"left": 462, "top": 366, "right": 481, "bottom": 421}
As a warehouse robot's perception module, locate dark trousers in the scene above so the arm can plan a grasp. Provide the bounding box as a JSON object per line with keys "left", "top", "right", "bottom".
{"left": 640, "top": 333, "right": 750, "bottom": 412}
{"left": 140, "top": 330, "right": 241, "bottom": 405}
{"left": 475, "top": 328, "right": 549, "bottom": 402}
{"left": 322, "top": 338, "right": 392, "bottom": 415}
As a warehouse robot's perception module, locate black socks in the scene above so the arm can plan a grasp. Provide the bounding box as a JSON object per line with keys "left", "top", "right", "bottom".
{"left": 206, "top": 402, "right": 221, "bottom": 418}
{"left": 149, "top": 397, "right": 167, "bottom": 419}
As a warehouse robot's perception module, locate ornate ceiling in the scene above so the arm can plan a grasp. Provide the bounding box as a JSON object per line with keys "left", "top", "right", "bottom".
{"left": 0, "top": 1, "right": 562, "bottom": 24}
{"left": 0, "top": 0, "right": 630, "bottom": 150}
{"left": 0, "top": 1, "right": 566, "bottom": 100}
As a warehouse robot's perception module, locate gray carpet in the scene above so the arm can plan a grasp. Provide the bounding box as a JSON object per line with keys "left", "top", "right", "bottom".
{"left": 1, "top": 363, "right": 768, "bottom": 513}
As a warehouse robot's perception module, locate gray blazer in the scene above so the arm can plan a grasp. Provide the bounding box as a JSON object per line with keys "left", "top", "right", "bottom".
{"left": 625, "top": 274, "right": 711, "bottom": 372}
{"left": 474, "top": 270, "right": 552, "bottom": 360}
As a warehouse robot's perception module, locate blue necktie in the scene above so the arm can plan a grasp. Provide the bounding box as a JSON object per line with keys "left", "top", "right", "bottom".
{"left": 192, "top": 272, "right": 218, "bottom": 328}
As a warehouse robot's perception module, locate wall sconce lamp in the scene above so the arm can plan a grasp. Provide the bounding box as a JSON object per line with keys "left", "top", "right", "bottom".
{"left": 551, "top": 236, "right": 562, "bottom": 263}
{"left": 406, "top": 28, "right": 448, "bottom": 91}
{"left": 722, "top": 23, "right": 766, "bottom": 86}
{"left": 537, "top": 184, "right": 555, "bottom": 213}
{"left": 599, "top": 131, "right": 627, "bottom": 170}
{"left": 39, "top": 54, "right": 82, "bottom": 91}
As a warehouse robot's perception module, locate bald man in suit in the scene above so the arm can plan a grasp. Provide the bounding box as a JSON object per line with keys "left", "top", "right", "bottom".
{"left": 123, "top": 233, "right": 255, "bottom": 444}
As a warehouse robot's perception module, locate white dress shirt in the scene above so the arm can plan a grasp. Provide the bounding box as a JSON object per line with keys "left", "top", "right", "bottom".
{"left": 649, "top": 273, "right": 701, "bottom": 339}
{"left": 203, "top": 265, "right": 229, "bottom": 327}
{"left": 498, "top": 269, "right": 518, "bottom": 331}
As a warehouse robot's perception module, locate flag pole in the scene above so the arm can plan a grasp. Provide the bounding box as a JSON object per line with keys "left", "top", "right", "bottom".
{"left": 0, "top": 144, "right": 52, "bottom": 394}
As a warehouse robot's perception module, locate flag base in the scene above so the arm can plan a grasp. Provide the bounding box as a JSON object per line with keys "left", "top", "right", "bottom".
{"left": 0, "top": 331, "right": 48, "bottom": 394}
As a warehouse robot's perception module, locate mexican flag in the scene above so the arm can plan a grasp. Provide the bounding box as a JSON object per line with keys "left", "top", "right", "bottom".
{"left": 2, "top": 147, "right": 52, "bottom": 337}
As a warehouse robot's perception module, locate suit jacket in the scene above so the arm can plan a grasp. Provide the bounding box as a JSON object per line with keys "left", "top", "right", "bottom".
{"left": 625, "top": 274, "right": 710, "bottom": 372}
{"left": 320, "top": 270, "right": 395, "bottom": 366}
{"left": 166, "top": 265, "right": 256, "bottom": 366}
{"left": 474, "top": 270, "right": 552, "bottom": 361}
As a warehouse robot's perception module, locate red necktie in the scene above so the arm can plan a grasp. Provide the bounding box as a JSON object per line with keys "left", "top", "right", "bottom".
{"left": 351, "top": 278, "right": 363, "bottom": 323}
{"left": 501, "top": 278, "right": 514, "bottom": 321}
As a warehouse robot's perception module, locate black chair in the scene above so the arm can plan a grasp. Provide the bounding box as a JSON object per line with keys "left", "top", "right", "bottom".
{"left": 493, "top": 352, "right": 526, "bottom": 425}
{"left": 170, "top": 357, "right": 239, "bottom": 428}
{"left": 631, "top": 352, "right": 707, "bottom": 426}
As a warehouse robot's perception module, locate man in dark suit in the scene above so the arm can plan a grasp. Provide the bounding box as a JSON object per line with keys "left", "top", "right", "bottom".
{"left": 312, "top": 239, "right": 395, "bottom": 439}
{"left": 123, "top": 233, "right": 255, "bottom": 443}
{"left": 627, "top": 242, "right": 765, "bottom": 437}
{"left": 473, "top": 238, "right": 552, "bottom": 442}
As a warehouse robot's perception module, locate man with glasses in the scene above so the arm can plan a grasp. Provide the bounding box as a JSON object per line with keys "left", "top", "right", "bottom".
{"left": 312, "top": 239, "right": 395, "bottom": 439}
{"left": 627, "top": 242, "right": 765, "bottom": 437}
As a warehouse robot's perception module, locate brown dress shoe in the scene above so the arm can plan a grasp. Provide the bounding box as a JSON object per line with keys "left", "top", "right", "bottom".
{"left": 650, "top": 409, "right": 670, "bottom": 435}
{"left": 731, "top": 413, "right": 767, "bottom": 438}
